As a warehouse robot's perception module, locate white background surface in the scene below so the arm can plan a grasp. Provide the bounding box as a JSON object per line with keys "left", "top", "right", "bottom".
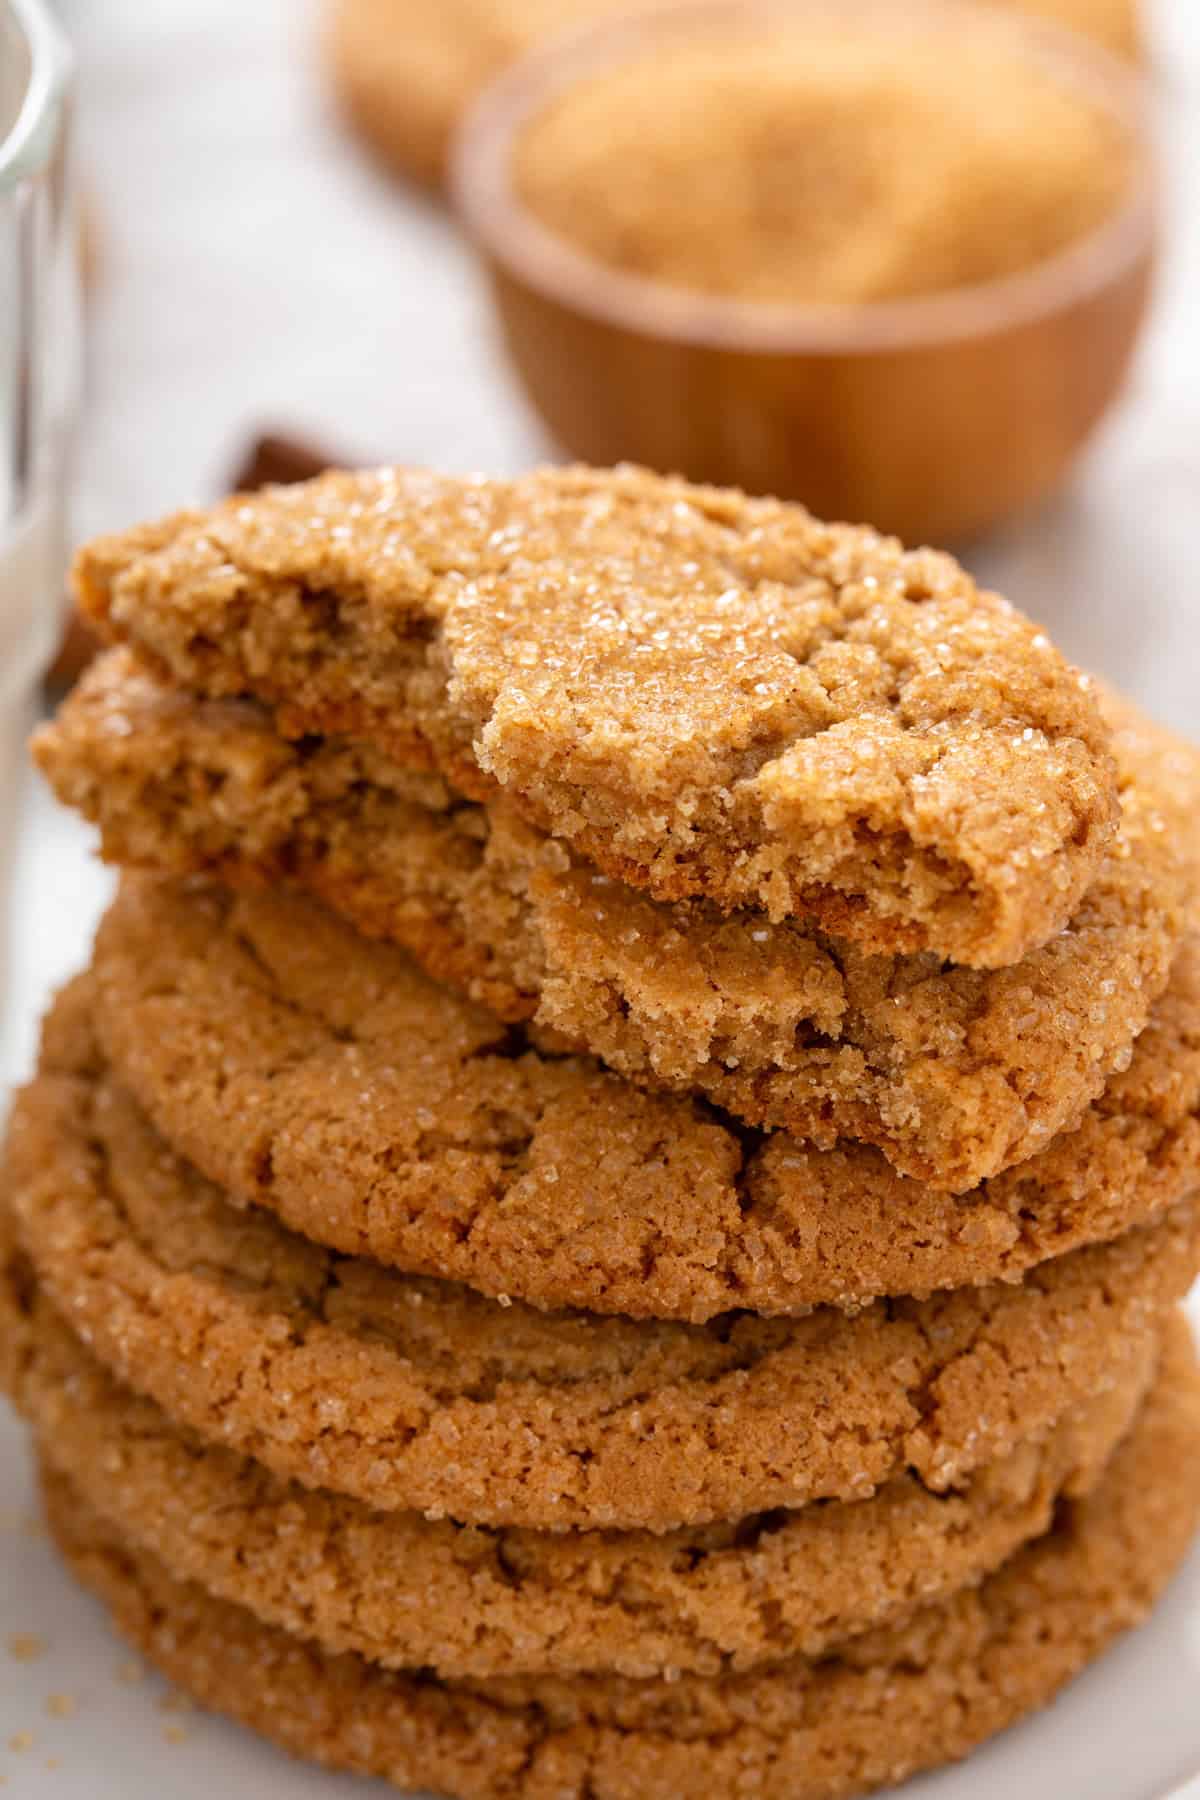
{"left": 1, "top": 0, "right": 1199, "bottom": 1794}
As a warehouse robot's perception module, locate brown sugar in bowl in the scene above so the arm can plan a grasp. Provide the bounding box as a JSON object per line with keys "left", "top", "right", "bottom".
{"left": 452, "top": 0, "right": 1157, "bottom": 545}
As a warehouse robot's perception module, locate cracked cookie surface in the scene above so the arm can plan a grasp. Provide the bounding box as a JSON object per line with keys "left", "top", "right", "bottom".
{"left": 43, "top": 656, "right": 1197, "bottom": 1194}
{"left": 73, "top": 463, "right": 1118, "bottom": 968}
{"left": 40, "top": 1318, "right": 1200, "bottom": 1800}
{"left": 2, "top": 1246, "right": 1153, "bottom": 1680}
{"left": 6, "top": 972, "right": 1194, "bottom": 1532}
{"left": 79, "top": 873, "right": 1200, "bottom": 1319}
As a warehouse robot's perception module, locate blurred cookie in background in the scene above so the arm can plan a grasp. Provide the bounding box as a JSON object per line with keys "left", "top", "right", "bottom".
{"left": 327, "top": 0, "right": 631, "bottom": 190}
{"left": 327, "top": 0, "right": 1145, "bottom": 194}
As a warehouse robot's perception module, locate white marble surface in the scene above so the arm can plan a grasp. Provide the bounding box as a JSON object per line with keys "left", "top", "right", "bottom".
{"left": 1, "top": 0, "right": 1199, "bottom": 1794}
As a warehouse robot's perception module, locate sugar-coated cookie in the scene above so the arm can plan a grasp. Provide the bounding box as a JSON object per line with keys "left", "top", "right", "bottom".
{"left": 6, "top": 973, "right": 1193, "bottom": 1532}
{"left": 3, "top": 1256, "right": 1153, "bottom": 1679}
{"left": 73, "top": 464, "right": 1119, "bottom": 969}
{"left": 40, "top": 1316, "right": 1200, "bottom": 1800}
{"left": 43, "top": 657, "right": 1197, "bottom": 1198}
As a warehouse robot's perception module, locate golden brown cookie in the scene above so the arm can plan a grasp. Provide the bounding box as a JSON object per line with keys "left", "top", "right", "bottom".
{"left": 3, "top": 1248, "right": 1154, "bottom": 1681}
{"left": 73, "top": 464, "right": 1119, "bottom": 969}
{"left": 327, "top": 0, "right": 1143, "bottom": 194}
{"left": 7, "top": 972, "right": 1194, "bottom": 1533}
{"left": 40, "top": 1318, "right": 1200, "bottom": 1800}
{"left": 43, "top": 656, "right": 1197, "bottom": 1197}
{"left": 80, "top": 871, "right": 1200, "bottom": 1321}
{"left": 45, "top": 436, "right": 349, "bottom": 698}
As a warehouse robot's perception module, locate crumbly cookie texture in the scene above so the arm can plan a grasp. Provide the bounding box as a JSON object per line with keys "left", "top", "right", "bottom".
{"left": 327, "top": 0, "right": 1142, "bottom": 193}
{"left": 2, "top": 1259, "right": 1151, "bottom": 1681}
{"left": 39, "top": 651, "right": 536, "bottom": 1024}
{"left": 86, "top": 871, "right": 1200, "bottom": 1324}
{"left": 42, "top": 656, "right": 1196, "bottom": 1194}
{"left": 82, "top": 872, "right": 1200, "bottom": 1320}
{"left": 40, "top": 1321, "right": 1200, "bottom": 1800}
{"left": 7, "top": 975, "right": 1194, "bottom": 1532}
{"left": 72, "top": 464, "right": 1119, "bottom": 968}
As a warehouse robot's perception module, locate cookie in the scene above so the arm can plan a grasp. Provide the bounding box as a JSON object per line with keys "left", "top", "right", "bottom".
{"left": 43, "top": 659, "right": 1197, "bottom": 1198}
{"left": 46, "top": 439, "right": 350, "bottom": 698}
{"left": 7, "top": 975, "right": 1194, "bottom": 1532}
{"left": 40, "top": 1318, "right": 1200, "bottom": 1800}
{"left": 82, "top": 874, "right": 1200, "bottom": 1322}
{"left": 73, "top": 464, "right": 1119, "bottom": 969}
{"left": 327, "top": 0, "right": 1143, "bottom": 193}
{"left": 3, "top": 1250, "right": 1153, "bottom": 1681}
{"left": 328, "top": 0, "right": 633, "bottom": 191}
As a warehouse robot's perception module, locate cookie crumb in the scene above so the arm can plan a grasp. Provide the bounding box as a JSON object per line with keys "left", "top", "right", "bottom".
{"left": 7, "top": 1732, "right": 33, "bottom": 1753}
{"left": 6, "top": 1632, "right": 46, "bottom": 1663}
{"left": 162, "top": 1723, "right": 189, "bottom": 1746}
{"left": 45, "top": 1693, "right": 76, "bottom": 1719}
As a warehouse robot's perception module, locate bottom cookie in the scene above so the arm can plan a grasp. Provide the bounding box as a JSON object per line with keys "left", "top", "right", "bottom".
{"left": 42, "top": 1316, "right": 1200, "bottom": 1800}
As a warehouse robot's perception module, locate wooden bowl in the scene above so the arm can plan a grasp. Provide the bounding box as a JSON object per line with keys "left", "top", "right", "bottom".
{"left": 452, "top": 0, "right": 1157, "bottom": 545}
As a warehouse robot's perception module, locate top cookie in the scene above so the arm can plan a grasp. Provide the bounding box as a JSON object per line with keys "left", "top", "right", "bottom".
{"left": 37, "top": 655, "right": 1196, "bottom": 1194}
{"left": 74, "top": 465, "right": 1118, "bottom": 968}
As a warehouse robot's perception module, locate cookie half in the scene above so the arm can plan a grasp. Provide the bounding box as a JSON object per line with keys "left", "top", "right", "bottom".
{"left": 6, "top": 977, "right": 1194, "bottom": 1532}
{"left": 44, "top": 660, "right": 1197, "bottom": 1199}
{"left": 40, "top": 1317, "right": 1200, "bottom": 1800}
{"left": 73, "top": 464, "right": 1119, "bottom": 969}
{"left": 3, "top": 1256, "right": 1155, "bottom": 1680}
{"left": 76, "top": 872, "right": 1200, "bottom": 1321}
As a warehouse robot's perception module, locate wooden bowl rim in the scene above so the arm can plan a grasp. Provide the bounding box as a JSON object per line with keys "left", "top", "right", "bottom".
{"left": 450, "top": 0, "right": 1159, "bottom": 356}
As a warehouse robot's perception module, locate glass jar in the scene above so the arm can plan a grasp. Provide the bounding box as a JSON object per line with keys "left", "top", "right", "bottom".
{"left": 0, "top": 0, "right": 77, "bottom": 943}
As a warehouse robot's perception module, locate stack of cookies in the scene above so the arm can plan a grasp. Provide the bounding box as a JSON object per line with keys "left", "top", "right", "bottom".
{"left": 6, "top": 465, "right": 1200, "bottom": 1799}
